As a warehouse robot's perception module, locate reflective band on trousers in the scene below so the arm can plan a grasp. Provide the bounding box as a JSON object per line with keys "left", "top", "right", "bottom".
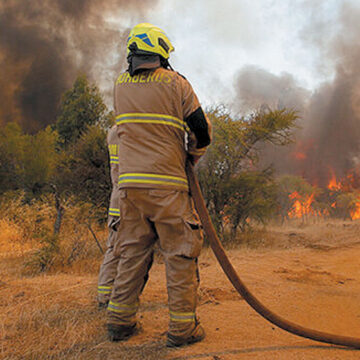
{"left": 108, "top": 208, "right": 120, "bottom": 217}
{"left": 116, "top": 113, "right": 190, "bottom": 132}
{"left": 118, "top": 173, "right": 188, "bottom": 189}
{"left": 169, "top": 310, "right": 196, "bottom": 323}
{"left": 107, "top": 301, "right": 139, "bottom": 315}
{"left": 98, "top": 285, "right": 112, "bottom": 294}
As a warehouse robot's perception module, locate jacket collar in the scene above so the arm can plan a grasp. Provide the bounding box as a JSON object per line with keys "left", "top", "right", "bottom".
{"left": 127, "top": 54, "right": 161, "bottom": 76}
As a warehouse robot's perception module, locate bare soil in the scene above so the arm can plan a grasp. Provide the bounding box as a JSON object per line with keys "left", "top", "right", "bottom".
{"left": 2, "top": 221, "right": 360, "bottom": 359}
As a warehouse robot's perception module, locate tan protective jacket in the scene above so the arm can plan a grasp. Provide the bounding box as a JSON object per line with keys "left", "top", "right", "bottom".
{"left": 114, "top": 67, "right": 211, "bottom": 191}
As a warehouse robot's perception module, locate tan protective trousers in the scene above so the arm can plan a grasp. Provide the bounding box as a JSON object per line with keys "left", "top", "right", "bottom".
{"left": 107, "top": 188, "right": 203, "bottom": 338}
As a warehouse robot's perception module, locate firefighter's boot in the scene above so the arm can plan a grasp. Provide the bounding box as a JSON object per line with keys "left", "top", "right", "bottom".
{"left": 166, "top": 321, "right": 205, "bottom": 347}
{"left": 107, "top": 323, "right": 138, "bottom": 342}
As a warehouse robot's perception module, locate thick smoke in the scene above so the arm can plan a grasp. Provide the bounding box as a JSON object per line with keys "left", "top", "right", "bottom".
{"left": 0, "top": 0, "right": 157, "bottom": 132}
{"left": 233, "top": 1, "right": 360, "bottom": 186}
{"left": 297, "top": 1, "right": 360, "bottom": 185}
{"left": 234, "top": 66, "right": 310, "bottom": 113}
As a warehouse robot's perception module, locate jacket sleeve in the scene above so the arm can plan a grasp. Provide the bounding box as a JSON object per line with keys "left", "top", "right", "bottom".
{"left": 180, "top": 76, "right": 212, "bottom": 161}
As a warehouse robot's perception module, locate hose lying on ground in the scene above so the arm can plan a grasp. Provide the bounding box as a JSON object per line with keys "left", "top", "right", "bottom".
{"left": 186, "top": 161, "right": 360, "bottom": 349}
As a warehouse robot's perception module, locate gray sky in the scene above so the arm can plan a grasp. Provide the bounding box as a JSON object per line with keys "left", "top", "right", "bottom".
{"left": 126, "top": 0, "right": 343, "bottom": 108}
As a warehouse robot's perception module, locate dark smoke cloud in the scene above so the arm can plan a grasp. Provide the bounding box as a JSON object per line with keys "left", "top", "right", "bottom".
{"left": 233, "top": 1, "right": 360, "bottom": 186}
{"left": 0, "top": 0, "right": 157, "bottom": 133}
{"left": 300, "top": 1, "right": 360, "bottom": 185}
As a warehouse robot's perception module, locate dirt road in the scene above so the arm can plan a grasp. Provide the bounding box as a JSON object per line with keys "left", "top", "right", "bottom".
{"left": 2, "top": 222, "right": 360, "bottom": 359}
{"left": 123, "top": 239, "right": 360, "bottom": 359}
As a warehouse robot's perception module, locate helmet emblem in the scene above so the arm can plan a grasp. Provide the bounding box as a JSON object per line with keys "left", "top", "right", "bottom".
{"left": 135, "top": 33, "right": 155, "bottom": 47}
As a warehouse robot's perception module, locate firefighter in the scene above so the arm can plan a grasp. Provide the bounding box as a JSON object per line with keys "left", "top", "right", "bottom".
{"left": 98, "top": 125, "right": 154, "bottom": 307}
{"left": 107, "top": 23, "right": 212, "bottom": 347}
{"left": 97, "top": 125, "right": 121, "bottom": 307}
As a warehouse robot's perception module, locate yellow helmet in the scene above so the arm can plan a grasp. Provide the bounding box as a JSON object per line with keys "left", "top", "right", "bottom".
{"left": 127, "top": 23, "right": 174, "bottom": 60}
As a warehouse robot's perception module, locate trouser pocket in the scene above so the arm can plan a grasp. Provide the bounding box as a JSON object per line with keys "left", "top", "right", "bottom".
{"left": 108, "top": 217, "right": 120, "bottom": 233}
{"left": 180, "top": 214, "right": 203, "bottom": 258}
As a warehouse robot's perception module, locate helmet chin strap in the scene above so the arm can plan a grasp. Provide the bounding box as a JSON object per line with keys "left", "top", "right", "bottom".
{"left": 160, "top": 57, "right": 175, "bottom": 72}
{"left": 126, "top": 53, "right": 139, "bottom": 76}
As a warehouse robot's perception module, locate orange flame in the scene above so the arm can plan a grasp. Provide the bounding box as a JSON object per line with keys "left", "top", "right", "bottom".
{"left": 286, "top": 169, "right": 360, "bottom": 220}
{"left": 293, "top": 152, "right": 306, "bottom": 160}
{"left": 288, "top": 191, "right": 315, "bottom": 219}
{"left": 327, "top": 169, "right": 341, "bottom": 191}
{"left": 351, "top": 197, "right": 360, "bottom": 220}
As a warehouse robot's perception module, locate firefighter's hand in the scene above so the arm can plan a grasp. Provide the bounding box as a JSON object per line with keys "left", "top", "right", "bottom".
{"left": 187, "top": 155, "right": 195, "bottom": 165}
{"left": 188, "top": 154, "right": 200, "bottom": 165}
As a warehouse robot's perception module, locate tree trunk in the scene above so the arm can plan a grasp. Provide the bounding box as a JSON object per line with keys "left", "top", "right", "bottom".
{"left": 230, "top": 224, "right": 237, "bottom": 240}
{"left": 51, "top": 185, "right": 64, "bottom": 235}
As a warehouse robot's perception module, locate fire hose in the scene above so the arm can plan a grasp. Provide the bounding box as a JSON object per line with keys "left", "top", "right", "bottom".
{"left": 186, "top": 160, "right": 360, "bottom": 349}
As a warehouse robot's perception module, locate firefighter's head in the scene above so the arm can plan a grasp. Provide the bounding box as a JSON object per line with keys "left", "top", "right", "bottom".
{"left": 127, "top": 23, "right": 174, "bottom": 60}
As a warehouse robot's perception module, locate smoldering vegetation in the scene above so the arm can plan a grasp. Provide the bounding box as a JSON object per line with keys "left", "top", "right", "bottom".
{"left": 0, "top": 0, "right": 157, "bottom": 133}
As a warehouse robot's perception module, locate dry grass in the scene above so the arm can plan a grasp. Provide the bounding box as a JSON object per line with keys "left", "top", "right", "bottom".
{"left": 0, "top": 193, "right": 108, "bottom": 276}
{"left": 0, "top": 219, "right": 31, "bottom": 254}
{"left": 0, "top": 196, "right": 172, "bottom": 359}
{"left": 0, "top": 195, "right": 108, "bottom": 359}
{"left": 221, "top": 218, "right": 360, "bottom": 251}
{"left": 0, "top": 258, "right": 171, "bottom": 359}
{"left": 1, "top": 273, "right": 97, "bottom": 359}
{"left": 2, "top": 197, "right": 360, "bottom": 359}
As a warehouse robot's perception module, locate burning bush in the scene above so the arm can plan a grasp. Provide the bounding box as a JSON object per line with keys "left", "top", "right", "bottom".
{"left": 275, "top": 171, "right": 360, "bottom": 223}
{"left": 276, "top": 175, "right": 319, "bottom": 223}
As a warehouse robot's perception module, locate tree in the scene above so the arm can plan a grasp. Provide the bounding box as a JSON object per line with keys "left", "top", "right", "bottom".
{"left": 0, "top": 122, "right": 23, "bottom": 193}
{"left": 22, "top": 127, "right": 58, "bottom": 194}
{"left": 0, "top": 123, "right": 58, "bottom": 195}
{"left": 333, "top": 192, "right": 358, "bottom": 220}
{"left": 54, "top": 75, "right": 113, "bottom": 147}
{"left": 225, "top": 168, "right": 277, "bottom": 237}
{"left": 197, "top": 108, "right": 244, "bottom": 233}
{"left": 197, "top": 106, "right": 298, "bottom": 236}
{"left": 53, "top": 75, "right": 114, "bottom": 219}
{"left": 55, "top": 125, "right": 111, "bottom": 219}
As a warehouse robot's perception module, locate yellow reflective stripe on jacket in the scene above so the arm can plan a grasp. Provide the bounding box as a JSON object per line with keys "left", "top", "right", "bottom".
{"left": 118, "top": 173, "right": 188, "bottom": 189}
{"left": 108, "top": 144, "right": 118, "bottom": 155}
{"left": 108, "top": 208, "right": 120, "bottom": 217}
{"left": 108, "top": 144, "right": 119, "bottom": 164}
{"left": 107, "top": 301, "right": 139, "bottom": 314}
{"left": 109, "top": 155, "right": 119, "bottom": 164}
{"left": 169, "top": 310, "right": 196, "bottom": 323}
{"left": 98, "top": 285, "right": 112, "bottom": 294}
{"left": 116, "top": 113, "right": 190, "bottom": 132}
